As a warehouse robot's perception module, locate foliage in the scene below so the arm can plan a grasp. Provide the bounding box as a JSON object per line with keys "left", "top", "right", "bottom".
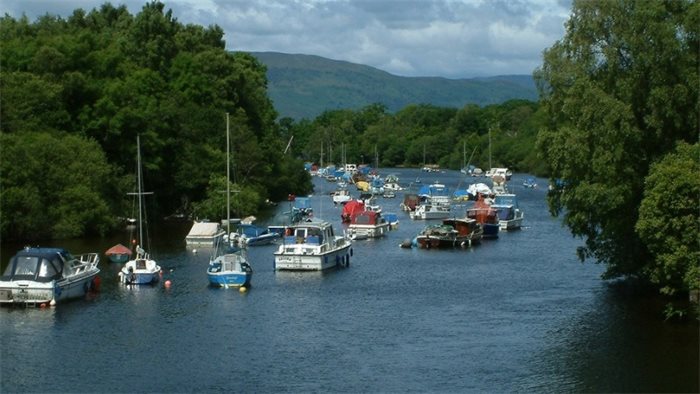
{"left": 0, "top": 2, "right": 313, "bottom": 240}
{"left": 281, "top": 99, "right": 544, "bottom": 175}
{"left": 0, "top": 132, "right": 116, "bottom": 240}
{"left": 535, "top": 0, "right": 699, "bottom": 297}
{"left": 636, "top": 142, "right": 700, "bottom": 297}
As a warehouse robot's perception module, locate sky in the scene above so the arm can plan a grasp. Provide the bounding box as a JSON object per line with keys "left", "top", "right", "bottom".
{"left": 0, "top": 0, "right": 573, "bottom": 79}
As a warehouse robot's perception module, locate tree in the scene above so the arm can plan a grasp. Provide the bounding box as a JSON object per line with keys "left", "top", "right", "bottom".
{"left": 535, "top": 0, "right": 699, "bottom": 294}
{"left": 636, "top": 142, "right": 700, "bottom": 297}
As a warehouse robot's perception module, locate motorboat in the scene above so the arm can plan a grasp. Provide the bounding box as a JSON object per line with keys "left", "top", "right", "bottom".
{"left": 410, "top": 202, "right": 452, "bottom": 220}
{"left": 0, "top": 247, "right": 100, "bottom": 306}
{"left": 240, "top": 223, "right": 281, "bottom": 246}
{"left": 274, "top": 219, "right": 353, "bottom": 271}
{"left": 332, "top": 188, "right": 352, "bottom": 205}
{"left": 416, "top": 218, "right": 483, "bottom": 249}
{"left": 185, "top": 221, "right": 226, "bottom": 246}
{"left": 491, "top": 194, "right": 524, "bottom": 231}
{"left": 347, "top": 210, "right": 391, "bottom": 240}
{"left": 465, "top": 196, "right": 500, "bottom": 239}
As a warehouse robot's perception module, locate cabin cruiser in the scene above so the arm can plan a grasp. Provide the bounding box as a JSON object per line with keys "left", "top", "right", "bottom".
{"left": 0, "top": 247, "right": 100, "bottom": 306}
{"left": 274, "top": 219, "right": 353, "bottom": 271}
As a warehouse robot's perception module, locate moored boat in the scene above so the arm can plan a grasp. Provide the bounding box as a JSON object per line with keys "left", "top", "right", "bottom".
{"left": 105, "top": 243, "right": 132, "bottom": 263}
{"left": 119, "top": 135, "right": 161, "bottom": 285}
{"left": 347, "top": 210, "right": 391, "bottom": 240}
{"left": 465, "top": 195, "right": 500, "bottom": 238}
{"left": 207, "top": 112, "right": 253, "bottom": 288}
{"left": 185, "top": 221, "right": 226, "bottom": 246}
{"left": 240, "top": 223, "right": 281, "bottom": 246}
{"left": 491, "top": 193, "right": 524, "bottom": 231}
{"left": 416, "top": 218, "right": 483, "bottom": 249}
{"left": 274, "top": 219, "right": 353, "bottom": 271}
{"left": 1, "top": 247, "right": 100, "bottom": 306}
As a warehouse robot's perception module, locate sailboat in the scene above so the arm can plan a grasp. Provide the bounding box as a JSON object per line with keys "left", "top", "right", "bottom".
{"left": 207, "top": 113, "right": 253, "bottom": 288}
{"left": 119, "top": 135, "right": 161, "bottom": 285}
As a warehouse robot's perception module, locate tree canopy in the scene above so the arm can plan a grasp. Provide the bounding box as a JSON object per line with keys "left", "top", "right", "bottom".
{"left": 0, "top": 1, "right": 312, "bottom": 241}
{"left": 535, "top": 0, "right": 699, "bottom": 301}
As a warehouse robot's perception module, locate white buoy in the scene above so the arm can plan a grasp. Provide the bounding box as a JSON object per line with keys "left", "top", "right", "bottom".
{"left": 239, "top": 286, "right": 247, "bottom": 293}
{"left": 49, "top": 299, "right": 56, "bottom": 307}
{"left": 192, "top": 249, "right": 197, "bottom": 254}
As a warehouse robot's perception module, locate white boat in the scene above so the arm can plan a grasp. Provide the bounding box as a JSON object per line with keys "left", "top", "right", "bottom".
{"left": 185, "top": 221, "right": 226, "bottom": 246}
{"left": 491, "top": 194, "right": 524, "bottom": 231}
{"left": 410, "top": 202, "right": 452, "bottom": 220}
{"left": 332, "top": 189, "right": 352, "bottom": 204}
{"left": 119, "top": 135, "right": 161, "bottom": 285}
{"left": 383, "top": 182, "right": 403, "bottom": 191}
{"left": 274, "top": 219, "right": 353, "bottom": 271}
{"left": 207, "top": 113, "right": 252, "bottom": 288}
{"left": 347, "top": 210, "right": 391, "bottom": 240}
{"left": 0, "top": 247, "right": 100, "bottom": 306}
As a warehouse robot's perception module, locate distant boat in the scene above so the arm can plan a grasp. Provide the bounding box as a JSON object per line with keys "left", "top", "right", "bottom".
{"left": 119, "top": 135, "right": 161, "bottom": 285}
{"left": 105, "top": 243, "right": 132, "bottom": 264}
{"left": 0, "top": 247, "right": 100, "bottom": 306}
{"left": 523, "top": 177, "right": 537, "bottom": 188}
{"left": 274, "top": 219, "right": 353, "bottom": 271}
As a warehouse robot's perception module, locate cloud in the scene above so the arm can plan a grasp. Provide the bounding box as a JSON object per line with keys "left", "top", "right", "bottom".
{"left": 0, "top": 0, "right": 571, "bottom": 78}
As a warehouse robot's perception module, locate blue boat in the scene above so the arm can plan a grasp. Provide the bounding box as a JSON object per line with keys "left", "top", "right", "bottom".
{"left": 240, "top": 223, "right": 280, "bottom": 246}
{"left": 207, "top": 113, "right": 253, "bottom": 289}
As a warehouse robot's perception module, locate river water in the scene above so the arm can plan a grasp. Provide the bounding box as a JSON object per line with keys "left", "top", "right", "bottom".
{"left": 1, "top": 169, "right": 697, "bottom": 393}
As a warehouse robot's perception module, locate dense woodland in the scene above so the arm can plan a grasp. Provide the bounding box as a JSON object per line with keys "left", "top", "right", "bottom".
{"left": 0, "top": 1, "right": 697, "bottom": 309}
{"left": 0, "top": 2, "right": 312, "bottom": 241}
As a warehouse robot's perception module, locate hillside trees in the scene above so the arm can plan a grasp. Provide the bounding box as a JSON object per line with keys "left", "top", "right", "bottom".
{"left": 535, "top": 0, "right": 699, "bottom": 299}
{"left": 0, "top": 1, "right": 311, "bottom": 241}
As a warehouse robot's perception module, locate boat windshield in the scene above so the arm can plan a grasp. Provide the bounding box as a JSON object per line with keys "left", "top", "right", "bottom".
{"left": 2, "top": 255, "right": 61, "bottom": 282}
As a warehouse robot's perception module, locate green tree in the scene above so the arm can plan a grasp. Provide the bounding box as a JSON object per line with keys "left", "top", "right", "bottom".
{"left": 535, "top": 0, "right": 699, "bottom": 294}
{"left": 0, "top": 132, "right": 116, "bottom": 240}
{"left": 636, "top": 142, "right": 700, "bottom": 298}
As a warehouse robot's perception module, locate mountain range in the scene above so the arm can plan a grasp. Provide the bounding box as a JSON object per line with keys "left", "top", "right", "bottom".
{"left": 248, "top": 52, "right": 538, "bottom": 120}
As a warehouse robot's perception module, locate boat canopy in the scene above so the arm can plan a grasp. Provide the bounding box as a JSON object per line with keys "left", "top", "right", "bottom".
{"left": 350, "top": 211, "right": 381, "bottom": 225}
{"left": 2, "top": 247, "right": 69, "bottom": 282}
{"left": 105, "top": 243, "right": 133, "bottom": 256}
{"left": 494, "top": 194, "right": 518, "bottom": 206}
{"left": 187, "top": 222, "right": 222, "bottom": 237}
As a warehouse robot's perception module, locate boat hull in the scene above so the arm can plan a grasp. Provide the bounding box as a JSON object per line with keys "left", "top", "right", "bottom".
{"left": 416, "top": 235, "right": 479, "bottom": 249}
{"left": 348, "top": 223, "right": 390, "bottom": 239}
{"left": 0, "top": 272, "right": 99, "bottom": 305}
{"left": 207, "top": 272, "right": 251, "bottom": 287}
{"left": 119, "top": 258, "right": 161, "bottom": 285}
{"left": 274, "top": 243, "right": 352, "bottom": 271}
{"left": 499, "top": 217, "right": 523, "bottom": 231}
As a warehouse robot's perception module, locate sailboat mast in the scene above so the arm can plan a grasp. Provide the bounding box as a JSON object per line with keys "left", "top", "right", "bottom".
{"left": 226, "top": 112, "right": 231, "bottom": 236}
{"left": 137, "top": 135, "right": 143, "bottom": 246}
{"left": 488, "top": 128, "right": 492, "bottom": 170}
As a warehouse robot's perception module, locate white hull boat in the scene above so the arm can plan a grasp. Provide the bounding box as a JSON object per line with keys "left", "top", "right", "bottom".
{"left": 0, "top": 247, "right": 100, "bottom": 306}
{"left": 274, "top": 219, "right": 353, "bottom": 271}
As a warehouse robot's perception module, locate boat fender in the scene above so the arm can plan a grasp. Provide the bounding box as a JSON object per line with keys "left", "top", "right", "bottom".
{"left": 335, "top": 255, "right": 340, "bottom": 266}
{"left": 350, "top": 248, "right": 353, "bottom": 257}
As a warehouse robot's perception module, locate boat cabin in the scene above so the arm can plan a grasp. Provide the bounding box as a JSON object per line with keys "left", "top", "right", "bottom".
{"left": 2, "top": 248, "right": 71, "bottom": 282}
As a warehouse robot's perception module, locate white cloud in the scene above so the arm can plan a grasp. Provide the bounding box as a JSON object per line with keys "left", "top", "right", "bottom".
{"left": 0, "top": 0, "right": 571, "bottom": 78}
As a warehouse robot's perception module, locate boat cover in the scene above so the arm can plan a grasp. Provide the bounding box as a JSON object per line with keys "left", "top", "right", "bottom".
{"left": 105, "top": 243, "right": 132, "bottom": 256}
{"left": 187, "top": 222, "right": 222, "bottom": 237}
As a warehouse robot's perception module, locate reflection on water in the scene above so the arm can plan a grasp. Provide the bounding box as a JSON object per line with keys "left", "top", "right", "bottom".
{"left": 1, "top": 170, "right": 698, "bottom": 393}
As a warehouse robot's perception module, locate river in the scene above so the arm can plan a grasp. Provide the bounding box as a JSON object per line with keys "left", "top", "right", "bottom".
{"left": 1, "top": 169, "right": 698, "bottom": 393}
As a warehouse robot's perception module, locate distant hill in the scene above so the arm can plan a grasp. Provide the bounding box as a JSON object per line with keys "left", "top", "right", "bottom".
{"left": 248, "top": 52, "right": 538, "bottom": 120}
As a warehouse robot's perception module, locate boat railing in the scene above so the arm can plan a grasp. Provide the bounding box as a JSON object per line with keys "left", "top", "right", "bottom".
{"left": 76, "top": 253, "right": 100, "bottom": 267}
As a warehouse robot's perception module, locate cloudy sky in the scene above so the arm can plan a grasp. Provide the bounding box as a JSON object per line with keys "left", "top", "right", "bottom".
{"left": 1, "top": 0, "right": 572, "bottom": 79}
